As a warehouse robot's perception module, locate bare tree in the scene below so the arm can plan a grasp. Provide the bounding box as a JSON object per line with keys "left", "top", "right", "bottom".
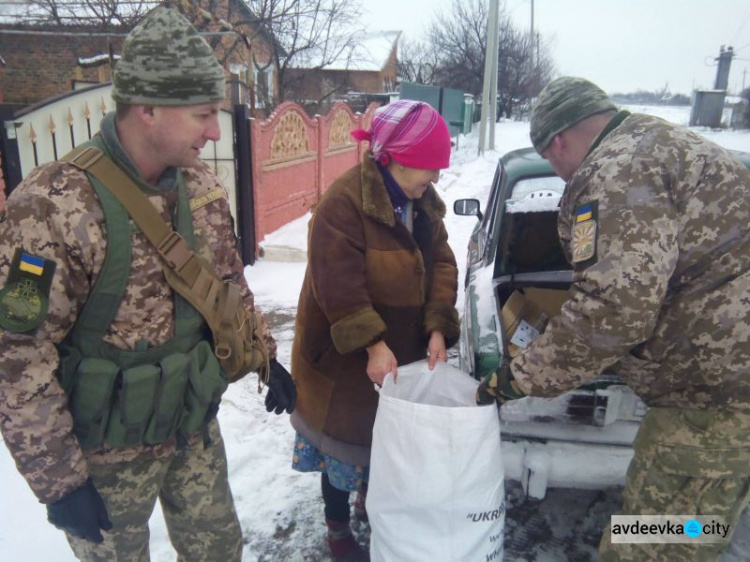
{"left": 2, "top": 0, "right": 363, "bottom": 111}
{"left": 426, "top": 0, "right": 488, "bottom": 97}
{"left": 396, "top": 39, "right": 440, "bottom": 86}
{"left": 496, "top": 19, "right": 553, "bottom": 118}
{"left": 403, "top": 0, "right": 555, "bottom": 119}
{"left": 241, "top": 0, "right": 363, "bottom": 110}
{"left": 0, "top": 0, "right": 155, "bottom": 28}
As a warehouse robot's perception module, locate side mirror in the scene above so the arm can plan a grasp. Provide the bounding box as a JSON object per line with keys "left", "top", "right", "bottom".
{"left": 453, "top": 198, "right": 483, "bottom": 220}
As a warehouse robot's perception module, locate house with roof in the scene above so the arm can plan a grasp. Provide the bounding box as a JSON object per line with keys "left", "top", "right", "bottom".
{"left": 285, "top": 30, "right": 401, "bottom": 114}
{"left": 0, "top": 0, "right": 279, "bottom": 114}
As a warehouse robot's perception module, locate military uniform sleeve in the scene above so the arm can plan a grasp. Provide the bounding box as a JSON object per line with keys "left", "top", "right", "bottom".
{"left": 309, "top": 193, "right": 387, "bottom": 354}
{"left": 511, "top": 151, "right": 680, "bottom": 396}
{"left": 185, "top": 162, "right": 277, "bottom": 360}
{"left": 0, "top": 164, "right": 97, "bottom": 503}
{"left": 424, "top": 218, "right": 460, "bottom": 348}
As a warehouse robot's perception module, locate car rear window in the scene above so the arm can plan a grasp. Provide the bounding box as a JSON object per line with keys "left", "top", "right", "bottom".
{"left": 507, "top": 176, "right": 565, "bottom": 214}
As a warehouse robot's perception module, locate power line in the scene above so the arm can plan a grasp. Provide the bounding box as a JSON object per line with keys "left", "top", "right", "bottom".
{"left": 730, "top": 7, "right": 750, "bottom": 47}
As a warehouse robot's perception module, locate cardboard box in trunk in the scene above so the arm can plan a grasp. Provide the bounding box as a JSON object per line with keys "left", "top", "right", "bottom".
{"left": 501, "top": 288, "right": 569, "bottom": 357}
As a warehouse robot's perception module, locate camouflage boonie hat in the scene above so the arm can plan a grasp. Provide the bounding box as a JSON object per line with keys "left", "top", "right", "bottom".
{"left": 112, "top": 7, "right": 225, "bottom": 106}
{"left": 529, "top": 77, "right": 617, "bottom": 154}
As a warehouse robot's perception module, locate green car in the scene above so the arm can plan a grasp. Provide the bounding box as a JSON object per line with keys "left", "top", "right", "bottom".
{"left": 454, "top": 146, "right": 750, "bottom": 499}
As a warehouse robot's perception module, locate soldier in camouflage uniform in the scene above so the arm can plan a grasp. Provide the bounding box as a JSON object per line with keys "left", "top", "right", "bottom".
{"left": 0, "top": 7, "right": 295, "bottom": 561}
{"left": 477, "top": 76, "right": 750, "bottom": 560}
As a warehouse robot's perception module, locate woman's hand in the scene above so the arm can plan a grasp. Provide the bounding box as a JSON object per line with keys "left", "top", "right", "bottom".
{"left": 366, "top": 340, "right": 398, "bottom": 385}
{"left": 427, "top": 331, "right": 447, "bottom": 370}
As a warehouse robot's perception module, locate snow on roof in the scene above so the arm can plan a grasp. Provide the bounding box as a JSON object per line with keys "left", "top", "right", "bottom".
{"left": 296, "top": 30, "right": 400, "bottom": 72}
{"left": 77, "top": 54, "right": 119, "bottom": 66}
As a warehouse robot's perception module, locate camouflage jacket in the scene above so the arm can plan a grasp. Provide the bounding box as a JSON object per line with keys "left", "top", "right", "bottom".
{"left": 512, "top": 112, "right": 750, "bottom": 412}
{"left": 0, "top": 138, "right": 276, "bottom": 503}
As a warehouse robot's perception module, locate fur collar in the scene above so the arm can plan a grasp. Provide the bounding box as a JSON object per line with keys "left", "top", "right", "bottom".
{"left": 360, "top": 153, "right": 446, "bottom": 227}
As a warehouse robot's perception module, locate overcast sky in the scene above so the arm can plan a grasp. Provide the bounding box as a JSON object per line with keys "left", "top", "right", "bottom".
{"left": 362, "top": 0, "right": 750, "bottom": 96}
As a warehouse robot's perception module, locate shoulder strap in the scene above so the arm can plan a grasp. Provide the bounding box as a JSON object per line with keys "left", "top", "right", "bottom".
{"left": 62, "top": 145, "right": 224, "bottom": 293}
{"left": 61, "top": 146, "right": 269, "bottom": 383}
{"left": 76, "top": 160, "right": 134, "bottom": 341}
{"left": 62, "top": 146, "right": 204, "bottom": 285}
{"left": 60, "top": 145, "right": 227, "bottom": 333}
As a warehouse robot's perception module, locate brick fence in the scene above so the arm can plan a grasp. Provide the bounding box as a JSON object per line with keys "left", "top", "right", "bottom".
{"left": 250, "top": 101, "right": 377, "bottom": 246}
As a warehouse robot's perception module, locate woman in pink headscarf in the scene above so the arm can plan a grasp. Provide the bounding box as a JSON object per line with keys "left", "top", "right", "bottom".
{"left": 289, "top": 100, "right": 460, "bottom": 560}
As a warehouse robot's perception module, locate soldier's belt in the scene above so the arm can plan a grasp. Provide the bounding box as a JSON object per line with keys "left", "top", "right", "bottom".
{"left": 62, "top": 146, "right": 269, "bottom": 384}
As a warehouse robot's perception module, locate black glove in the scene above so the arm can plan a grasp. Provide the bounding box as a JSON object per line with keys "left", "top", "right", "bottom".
{"left": 265, "top": 358, "right": 297, "bottom": 415}
{"left": 47, "top": 478, "right": 113, "bottom": 543}
{"left": 476, "top": 361, "right": 526, "bottom": 406}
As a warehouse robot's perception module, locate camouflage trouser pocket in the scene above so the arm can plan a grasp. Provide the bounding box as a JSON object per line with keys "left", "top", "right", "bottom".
{"left": 180, "top": 340, "right": 228, "bottom": 439}
{"left": 69, "top": 358, "right": 119, "bottom": 448}
{"left": 635, "top": 407, "right": 750, "bottom": 478}
{"left": 144, "top": 353, "right": 190, "bottom": 444}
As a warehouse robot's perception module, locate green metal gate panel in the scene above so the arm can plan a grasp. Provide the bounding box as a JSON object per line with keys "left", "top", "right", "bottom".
{"left": 441, "top": 87, "right": 465, "bottom": 137}
{"left": 400, "top": 82, "right": 441, "bottom": 111}
{"left": 399, "top": 82, "right": 471, "bottom": 136}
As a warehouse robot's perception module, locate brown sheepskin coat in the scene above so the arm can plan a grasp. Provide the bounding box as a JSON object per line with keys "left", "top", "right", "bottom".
{"left": 290, "top": 155, "right": 460, "bottom": 463}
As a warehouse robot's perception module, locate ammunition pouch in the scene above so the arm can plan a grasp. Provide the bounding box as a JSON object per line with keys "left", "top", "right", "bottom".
{"left": 59, "top": 340, "right": 227, "bottom": 449}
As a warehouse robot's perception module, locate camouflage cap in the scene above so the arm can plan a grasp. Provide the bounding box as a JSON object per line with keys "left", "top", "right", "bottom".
{"left": 529, "top": 77, "right": 617, "bottom": 153}
{"left": 112, "top": 7, "right": 225, "bottom": 106}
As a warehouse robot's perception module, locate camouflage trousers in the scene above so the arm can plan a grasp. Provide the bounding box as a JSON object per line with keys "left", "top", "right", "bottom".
{"left": 66, "top": 419, "right": 243, "bottom": 562}
{"left": 599, "top": 407, "right": 750, "bottom": 562}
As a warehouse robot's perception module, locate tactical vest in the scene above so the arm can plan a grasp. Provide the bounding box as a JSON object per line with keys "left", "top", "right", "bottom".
{"left": 56, "top": 138, "right": 229, "bottom": 449}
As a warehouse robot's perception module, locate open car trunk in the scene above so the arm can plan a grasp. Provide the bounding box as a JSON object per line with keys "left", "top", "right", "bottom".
{"left": 492, "top": 200, "right": 646, "bottom": 495}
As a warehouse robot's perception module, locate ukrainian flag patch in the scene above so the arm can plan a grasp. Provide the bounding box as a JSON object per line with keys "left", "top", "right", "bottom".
{"left": 576, "top": 204, "right": 593, "bottom": 223}
{"left": 19, "top": 253, "right": 45, "bottom": 276}
{"left": 0, "top": 249, "right": 56, "bottom": 333}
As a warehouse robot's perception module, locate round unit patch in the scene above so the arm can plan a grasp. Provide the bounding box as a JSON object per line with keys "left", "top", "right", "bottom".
{"left": 0, "top": 278, "right": 49, "bottom": 332}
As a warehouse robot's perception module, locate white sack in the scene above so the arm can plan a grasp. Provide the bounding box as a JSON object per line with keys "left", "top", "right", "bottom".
{"left": 367, "top": 360, "right": 504, "bottom": 562}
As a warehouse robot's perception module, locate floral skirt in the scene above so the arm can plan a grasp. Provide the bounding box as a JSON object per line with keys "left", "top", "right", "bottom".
{"left": 291, "top": 432, "right": 369, "bottom": 492}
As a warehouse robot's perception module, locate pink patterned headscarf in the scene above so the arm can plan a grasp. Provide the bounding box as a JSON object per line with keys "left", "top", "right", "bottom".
{"left": 351, "top": 100, "right": 451, "bottom": 169}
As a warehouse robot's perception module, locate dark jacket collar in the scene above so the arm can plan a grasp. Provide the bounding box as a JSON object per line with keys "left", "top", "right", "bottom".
{"left": 360, "top": 152, "right": 446, "bottom": 227}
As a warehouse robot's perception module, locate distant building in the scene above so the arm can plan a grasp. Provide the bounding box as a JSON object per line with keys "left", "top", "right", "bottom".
{"left": 0, "top": 0, "right": 280, "bottom": 115}
{"left": 285, "top": 31, "right": 401, "bottom": 115}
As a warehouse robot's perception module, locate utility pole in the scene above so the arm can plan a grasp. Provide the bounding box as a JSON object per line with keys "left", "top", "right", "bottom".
{"left": 530, "top": 0, "right": 535, "bottom": 71}
{"left": 479, "top": 0, "right": 500, "bottom": 154}
{"left": 714, "top": 45, "right": 734, "bottom": 90}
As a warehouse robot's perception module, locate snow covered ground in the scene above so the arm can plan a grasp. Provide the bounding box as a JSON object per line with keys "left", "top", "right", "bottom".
{"left": 2, "top": 105, "right": 749, "bottom": 561}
